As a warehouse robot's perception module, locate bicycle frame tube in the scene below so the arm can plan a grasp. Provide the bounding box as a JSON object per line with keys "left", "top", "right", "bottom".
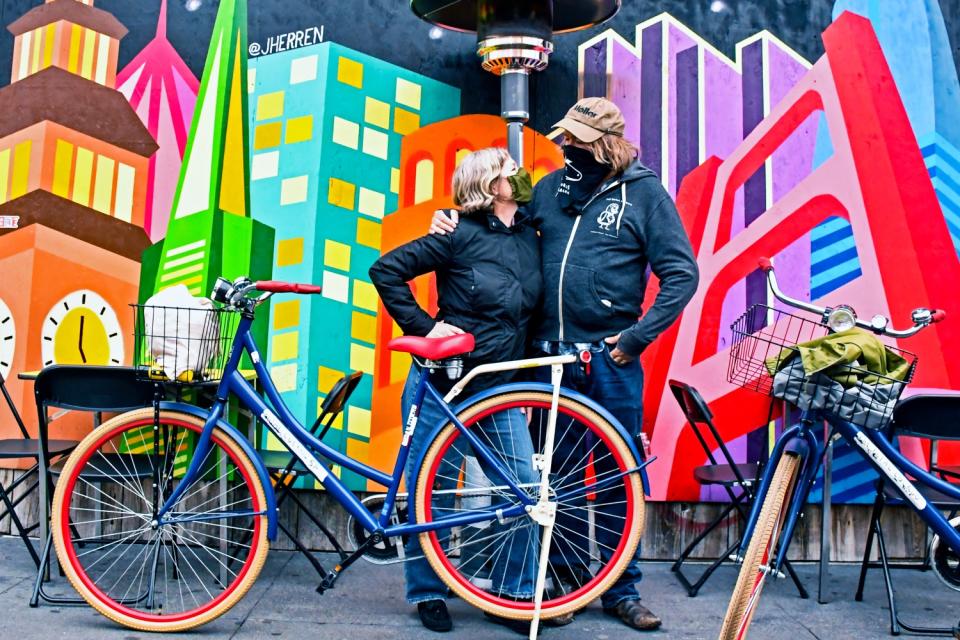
{"left": 156, "top": 315, "right": 545, "bottom": 540}
{"left": 831, "top": 416, "right": 960, "bottom": 552}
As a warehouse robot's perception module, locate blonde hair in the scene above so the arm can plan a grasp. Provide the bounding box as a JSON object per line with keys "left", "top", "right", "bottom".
{"left": 586, "top": 134, "right": 638, "bottom": 174}
{"left": 452, "top": 147, "right": 511, "bottom": 214}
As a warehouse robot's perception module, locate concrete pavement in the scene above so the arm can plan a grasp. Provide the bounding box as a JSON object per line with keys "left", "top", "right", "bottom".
{"left": 0, "top": 536, "right": 956, "bottom": 639}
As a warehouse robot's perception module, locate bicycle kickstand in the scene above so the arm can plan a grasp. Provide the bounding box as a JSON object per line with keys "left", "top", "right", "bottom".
{"left": 316, "top": 532, "right": 385, "bottom": 594}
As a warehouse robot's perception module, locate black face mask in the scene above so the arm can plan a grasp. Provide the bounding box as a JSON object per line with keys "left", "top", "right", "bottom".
{"left": 556, "top": 145, "right": 611, "bottom": 213}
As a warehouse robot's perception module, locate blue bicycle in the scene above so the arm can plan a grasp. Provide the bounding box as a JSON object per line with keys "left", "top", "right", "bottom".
{"left": 719, "top": 258, "right": 948, "bottom": 639}
{"left": 49, "top": 276, "right": 650, "bottom": 632}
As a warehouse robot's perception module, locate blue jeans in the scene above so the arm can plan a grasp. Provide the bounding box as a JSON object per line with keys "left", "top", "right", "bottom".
{"left": 401, "top": 365, "right": 538, "bottom": 604}
{"left": 532, "top": 341, "right": 645, "bottom": 609}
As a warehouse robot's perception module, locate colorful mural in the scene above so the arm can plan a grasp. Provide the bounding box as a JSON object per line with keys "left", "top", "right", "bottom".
{"left": 247, "top": 42, "right": 459, "bottom": 491}
{"left": 0, "top": 0, "right": 957, "bottom": 508}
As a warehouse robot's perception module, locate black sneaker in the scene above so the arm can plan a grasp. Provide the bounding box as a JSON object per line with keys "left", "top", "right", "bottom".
{"left": 484, "top": 611, "right": 536, "bottom": 636}
{"left": 417, "top": 599, "right": 453, "bottom": 632}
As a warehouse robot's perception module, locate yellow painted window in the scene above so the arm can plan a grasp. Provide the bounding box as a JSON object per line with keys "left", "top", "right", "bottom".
{"left": 72, "top": 146, "right": 93, "bottom": 206}
{"left": 352, "top": 280, "right": 378, "bottom": 312}
{"left": 393, "top": 107, "right": 420, "bottom": 136}
{"left": 80, "top": 27, "right": 96, "bottom": 79}
{"left": 347, "top": 406, "right": 372, "bottom": 438}
{"left": 254, "top": 122, "right": 282, "bottom": 150}
{"left": 331, "top": 116, "right": 359, "bottom": 149}
{"left": 362, "top": 127, "right": 388, "bottom": 160}
{"left": 280, "top": 175, "right": 309, "bottom": 205}
{"left": 317, "top": 366, "right": 343, "bottom": 393}
{"left": 92, "top": 154, "right": 115, "bottom": 214}
{"left": 10, "top": 140, "right": 31, "bottom": 200}
{"left": 31, "top": 27, "right": 41, "bottom": 75}
{"left": 358, "top": 187, "right": 385, "bottom": 219}
{"left": 271, "top": 331, "right": 299, "bottom": 362}
{"left": 52, "top": 139, "right": 74, "bottom": 198}
{"left": 42, "top": 24, "right": 55, "bottom": 70}
{"left": 256, "top": 91, "right": 285, "bottom": 121}
{"left": 346, "top": 437, "right": 368, "bottom": 460}
{"left": 272, "top": 299, "right": 300, "bottom": 330}
{"left": 284, "top": 115, "right": 313, "bottom": 144}
{"left": 390, "top": 167, "right": 400, "bottom": 194}
{"left": 349, "top": 343, "right": 375, "bottom": 375}
{"left": 114, "top": 163, "right": 135, "bottom": 222}
{"left": 351, "top": 311, "right": 376, "bottom": 344}
{"left": 276, "top": 237, "right": 304, "bottom": 267}
{"left": 356, "top": 218, "right": 381, "bottom": 250}
{"left": 414, "top": 158, "right": 433, "bottom": 204}
{"left": 323, "top": 239, "right": 351, "bottom": 271}
{"left": 0, "top": 149, "right": 10, "bottom": 204}
{"left": 270, "top": 363, "right": 298, "bottom": 393}
{"left": 327, "top": 177, "right": 355, "bottom": 210}
{"left": 395, "top": 78, "right": 422, "bottom": 110}
{"left": 67, "top": 24, "right": 81, "bottom": 73}
{"left": 390, "top": 350, "right": 411, "bottom": 385}
{"left": 364, "top": 97, "right": 390, "bottom": 129}
{"left": 337, "top": 56, "right": 363, "bottom": 89}
{"left": 455, "top": 147, "right": 472, "bottom": 166}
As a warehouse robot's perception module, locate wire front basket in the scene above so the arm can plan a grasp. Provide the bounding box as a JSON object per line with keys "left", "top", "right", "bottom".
{"left": 132, "top": 304, "right": 240, "bottom": 384}
{"left": 727, "top": 304, "right": 917, "bottom": 430}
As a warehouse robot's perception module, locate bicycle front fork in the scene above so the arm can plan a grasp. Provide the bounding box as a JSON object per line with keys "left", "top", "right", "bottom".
{"left": 738, "top": 410, "right": 825, "bottom": 574}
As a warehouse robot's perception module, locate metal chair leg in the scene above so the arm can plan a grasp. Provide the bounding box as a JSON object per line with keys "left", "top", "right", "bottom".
{"left": 856, "top": 492, "right": 883, "bottom": 601}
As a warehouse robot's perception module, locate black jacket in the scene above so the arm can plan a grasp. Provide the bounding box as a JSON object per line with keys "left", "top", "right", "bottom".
{"left": 369, "top": 210, "right": 542, "bottom": 393}
{"left": 530, "top": 159, "right": 699, "bottom": 356}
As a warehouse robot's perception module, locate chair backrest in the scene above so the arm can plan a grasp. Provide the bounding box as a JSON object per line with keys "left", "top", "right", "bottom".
{"left": 668, "top": 379, "right": 752, "bottom": 487}
{"left": 890, "top": 393, "right": 960, "bottom": 441}
{"left": 318, "top": 370, "right": 363, "bottom": 420}
{"left": 35, "top": 366, "right": 156, "bottom": 414}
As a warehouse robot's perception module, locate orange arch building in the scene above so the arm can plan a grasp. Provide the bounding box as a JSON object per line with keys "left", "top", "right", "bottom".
{"left": 366, "top": 114, "right": 562, "bottom": 486}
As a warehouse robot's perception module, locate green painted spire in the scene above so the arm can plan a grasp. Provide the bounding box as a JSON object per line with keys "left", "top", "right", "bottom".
{"left": 144, "top": 0, "right": 271, "bottom": 299}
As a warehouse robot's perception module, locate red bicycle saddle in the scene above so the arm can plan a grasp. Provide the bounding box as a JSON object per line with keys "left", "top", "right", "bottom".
{"left": 388, "top": 333, "right": 475, "bottom": 360}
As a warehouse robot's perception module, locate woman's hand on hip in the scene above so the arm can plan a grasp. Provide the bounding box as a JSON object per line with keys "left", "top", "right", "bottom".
{"left": 427, "top": 321, "right": 465, "bottom": 338}
{"left": 429, "top": 209, "right": 459, "bottom": 235}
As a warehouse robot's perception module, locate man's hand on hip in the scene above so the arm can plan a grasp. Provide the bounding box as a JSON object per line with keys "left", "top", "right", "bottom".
{"left": 429, "top": 209, "right": 459, "bottom": 235}
{"left": 604, "top": 333, "right": 635, "bottom": 365}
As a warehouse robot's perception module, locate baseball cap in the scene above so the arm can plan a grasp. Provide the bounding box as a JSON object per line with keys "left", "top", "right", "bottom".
{"left": 552, "top": 97, "right": 625, "bottom": 143}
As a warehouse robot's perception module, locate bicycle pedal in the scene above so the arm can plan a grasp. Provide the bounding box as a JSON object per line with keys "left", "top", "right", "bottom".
{"left": 316, "top": 569, "right": 340, "bottom": 594}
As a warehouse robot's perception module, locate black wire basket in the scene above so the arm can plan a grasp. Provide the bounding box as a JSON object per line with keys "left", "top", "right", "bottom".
{"left": 727, "top": 304, "right": 917, "bottom": 430}
{"left": 131, "top": 304, "right": 240, "bottom": 384}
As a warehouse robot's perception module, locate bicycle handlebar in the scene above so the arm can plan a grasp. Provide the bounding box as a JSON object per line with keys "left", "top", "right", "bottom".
{"left": 757, "top": 257, "right": 945, "bottom": 337}
{"left": 255, "top": 281, "right": 322, "bottom": 294}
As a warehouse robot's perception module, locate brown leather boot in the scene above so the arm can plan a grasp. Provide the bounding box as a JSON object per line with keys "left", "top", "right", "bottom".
{"left": 603, "top": 600, "right": 662, "bottom": 631}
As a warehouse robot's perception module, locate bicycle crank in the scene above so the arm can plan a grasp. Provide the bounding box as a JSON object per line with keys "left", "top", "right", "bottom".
{"left": 931, "top": 516, "right": 960, "bottom": 592}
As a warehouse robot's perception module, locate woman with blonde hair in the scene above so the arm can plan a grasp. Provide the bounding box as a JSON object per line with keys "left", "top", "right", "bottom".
{"left": 370, "top": 147, "right": 543, "bottom": 634}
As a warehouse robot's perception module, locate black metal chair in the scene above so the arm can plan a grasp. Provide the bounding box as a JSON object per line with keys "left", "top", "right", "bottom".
{"left": 257, "top": 370, "right": 363, "bottom": 574}
{"left": 0, "top": 374, "right": 78, "bottom": 567}
{"left": 668, "top": 380, "right": 808, "bottom": 598}
{"left": 30, "top": 365, "right": 158, "bottom": 607}
{"left": 855, "top": 393, "right": 960, "bottom": 636}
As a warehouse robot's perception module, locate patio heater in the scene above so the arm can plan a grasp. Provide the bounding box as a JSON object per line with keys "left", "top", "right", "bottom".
{"left": 410, "top": 0, "right": 621, "bottom": 165}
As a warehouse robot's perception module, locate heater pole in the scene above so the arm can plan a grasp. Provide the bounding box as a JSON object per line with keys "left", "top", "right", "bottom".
{"left": 501, "top": 70, "right": 529, "bottom": 164}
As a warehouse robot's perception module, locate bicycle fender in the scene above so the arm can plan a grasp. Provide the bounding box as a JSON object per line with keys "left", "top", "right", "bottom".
{"left": 408, "top": 382, "right": 651, "bottom": 501}
{"left": 159, "top": 401, "right": 279, "bottom": 541}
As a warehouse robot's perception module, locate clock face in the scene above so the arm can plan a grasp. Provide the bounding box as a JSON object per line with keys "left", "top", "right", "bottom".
{"left": 0, "top": 298, "right": 14, "bottom": 381}
{"left": 41, "top": 290, "right": 124, "bottom": 367}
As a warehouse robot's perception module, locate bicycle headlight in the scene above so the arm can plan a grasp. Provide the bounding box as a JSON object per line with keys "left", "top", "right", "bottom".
{"left": 826, "top": 305, "right": 857, "bottom": 332}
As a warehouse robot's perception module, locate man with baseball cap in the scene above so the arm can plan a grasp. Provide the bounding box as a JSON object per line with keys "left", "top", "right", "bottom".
{"left": 431, "top": 97, "right": 699, "bottom": 631}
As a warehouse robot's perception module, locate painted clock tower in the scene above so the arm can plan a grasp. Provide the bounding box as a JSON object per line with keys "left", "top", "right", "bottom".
{"left": 0, "top": 0, "right": 157, "bottom": 443}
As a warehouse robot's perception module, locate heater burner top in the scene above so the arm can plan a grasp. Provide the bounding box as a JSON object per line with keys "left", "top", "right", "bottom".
{"left": 410, "top": 0, "right": 620, "bottom": 35}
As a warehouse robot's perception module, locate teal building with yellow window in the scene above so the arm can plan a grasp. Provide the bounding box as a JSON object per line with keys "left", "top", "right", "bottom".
{"left": 248, "top": 41, "right": 459, "bottom": 490}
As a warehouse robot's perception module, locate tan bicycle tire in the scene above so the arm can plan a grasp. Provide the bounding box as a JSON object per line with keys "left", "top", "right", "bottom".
{"left": 414, "top": 390, "right": 645, "bottom": 620}
{"left": 719, "top": 452, "right": 800, "bottom": 640}
{"left": 51, "top": 408, "right": 270, "bottom": 633}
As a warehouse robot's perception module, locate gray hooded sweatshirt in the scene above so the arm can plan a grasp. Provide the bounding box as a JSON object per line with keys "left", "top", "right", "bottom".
{"left": 530, "top": 159, "right": 699, "bottom": 356}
